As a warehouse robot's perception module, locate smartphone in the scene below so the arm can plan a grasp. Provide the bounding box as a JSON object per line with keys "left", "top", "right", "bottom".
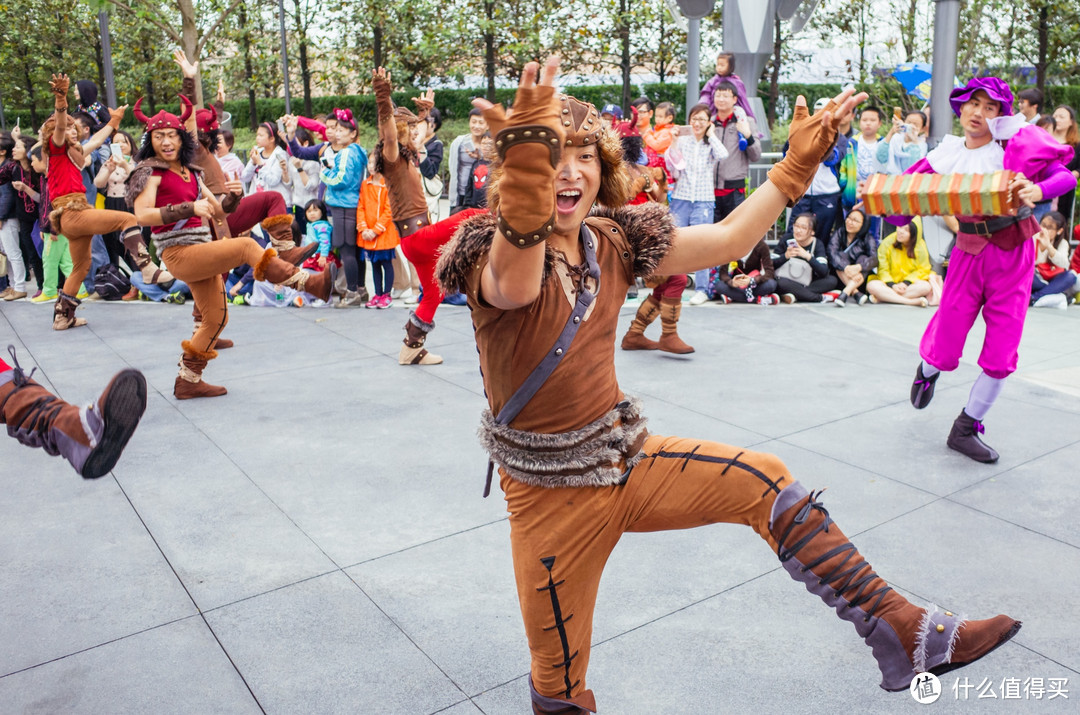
{"left": 786, "top": 238, "right": 798, "bottom": 249}
{"left": 677, "top": 125, "right": 692, "bottom": 137}
{"left": 276, "top": 119, "right": 286, "bottom": 134}
{"left": 320, "top": 145, "right": 335, "bottom": 169}
{"left": 110, "top": 143, "right": 124, "bottom": 160}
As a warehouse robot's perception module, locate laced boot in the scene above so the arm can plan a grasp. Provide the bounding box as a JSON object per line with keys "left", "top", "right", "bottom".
{"left": 173, "top": 343, "right": 228, "bottom": 400}
{"left": 53, "top": 291, "right": 88, "bottom": 330}
{"left": 657, "top": 297, "right": 694, "bottom": 354}
{"left": 262, "top": 214, "right": 317, "bottom": 265}
{"left": 947, "top": 410, "right": 999, "bottom": 463}
{"left": 399, "top": 313, "right": 443, "bottom": 365}
{"left": 253, "top": 247, "right": 335, "bottom": 302}
{"left": 122, "top": 226, "right": 174, "bottom": 285}
{"left": 620, "top": 295, "right": 660, "bottom": 350}
{"left": 769, "top": 482, "right": 1020, "bottom": 692}
{"left": 0, "top": 345, "right": 147, "bottom": 479}
{"left": 529, "top": 676, "right": 596, "bottom": 714}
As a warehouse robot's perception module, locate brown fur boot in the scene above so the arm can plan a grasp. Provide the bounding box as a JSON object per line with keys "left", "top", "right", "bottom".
{"left": 399, "top": 313, "right": 443, "bottom": 365}
{"left": 262, "top": 214, "right": 317, "bottom": 265}
{"left": 53, "top": 291, "right": 88, "bottom": 331}
{"left": 0, "top": 345, "right": 147, "bottom": 479}
{"left": 657, "top": 297, "right": 694, "bottom": 354}
{"left": 253, "top": 248, "right": 335, "bottom": 303}
{"left": 771, "top": 482, "right": 1021, "bottom": 691}
{"left": 620, "top": 295, "right": 661, "bottom": 350}
{"left": 173, "top": 343, "right": 227, "bottom": 400}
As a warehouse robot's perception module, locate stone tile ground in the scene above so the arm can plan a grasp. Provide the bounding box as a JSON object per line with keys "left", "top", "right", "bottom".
{"left": 1, "top": 296, "right": 1077, "bottom": 713}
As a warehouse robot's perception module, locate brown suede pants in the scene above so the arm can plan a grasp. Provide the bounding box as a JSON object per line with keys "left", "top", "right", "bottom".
{"left": 504, "top": 433, "right": 792, "bottom": 709}
{"left": 162, "top": 238, "right": 266, "bottom": 355}
{"left": 55, "top": 208, "right": 138, "bottom": 296}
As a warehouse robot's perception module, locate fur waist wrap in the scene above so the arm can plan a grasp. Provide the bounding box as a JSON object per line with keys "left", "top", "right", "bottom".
{"left": 49, "top": 193, "right": 91, "bottom": 232}
{"left": 478, "top": 396, "right": 649, "bottom": 488}
{"left": 154, "top": 224, "right": 213, "bottom": 251}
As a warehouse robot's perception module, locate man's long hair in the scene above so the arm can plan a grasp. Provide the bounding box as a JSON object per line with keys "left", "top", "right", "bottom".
{"left": 135, "top": 128, "right": 198, "bottom": 168}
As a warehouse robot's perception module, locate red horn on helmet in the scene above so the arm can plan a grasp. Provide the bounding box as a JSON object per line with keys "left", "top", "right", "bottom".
{"left": 133, "top": 97, "right": 149, "bottom": 125}
{"left": 206, "top": 103, "right": 218, "bottom": 125}
{"left": 178, "top": 94, "right": 193, "bottom": 123}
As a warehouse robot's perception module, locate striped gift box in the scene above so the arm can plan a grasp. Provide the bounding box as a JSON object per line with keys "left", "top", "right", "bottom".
{"left": 861, "top": 171, "right": 1018, "bottom": 216}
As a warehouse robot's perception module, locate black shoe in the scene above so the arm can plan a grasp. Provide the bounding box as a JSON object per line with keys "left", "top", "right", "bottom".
{"left": 910, "top": 363, "right": 939, "bottom": 409}
{"left": 947, "top": 410, "right": 999, "bottom": 463}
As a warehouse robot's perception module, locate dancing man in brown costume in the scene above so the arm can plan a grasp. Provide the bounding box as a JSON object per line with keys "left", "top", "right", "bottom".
{"left": 436, "top": 59, "right": 1020, "bottom": 714}
{"left": 128, "top": 99, "right": 334, "bottom": 399}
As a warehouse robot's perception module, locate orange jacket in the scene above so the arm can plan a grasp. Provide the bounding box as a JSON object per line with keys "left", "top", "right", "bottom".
{"left": 644, "top": 122, "right": 676, "bottom": 155}
{"left": 356, "top": 177, "right": 400, "bottom": 250}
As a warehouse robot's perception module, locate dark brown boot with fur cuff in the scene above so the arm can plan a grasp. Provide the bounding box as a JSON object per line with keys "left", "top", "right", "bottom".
{"left": 399, "top": 313, "right": 443, "bottom": 365}
{"left": 174, "top": 343, "right": 227, "bottom": 400}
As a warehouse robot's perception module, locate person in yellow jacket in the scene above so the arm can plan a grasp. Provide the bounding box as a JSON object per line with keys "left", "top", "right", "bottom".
{"left": 867, "top": 220, "right": 940, "bottom": 306}
{"left": 356, "top": 162, "right": 401, "bottom": 308}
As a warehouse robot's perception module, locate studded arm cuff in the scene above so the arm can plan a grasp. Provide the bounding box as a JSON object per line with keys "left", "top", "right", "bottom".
{"left": 161, "top": 202, "right": 195, "bottom": 224}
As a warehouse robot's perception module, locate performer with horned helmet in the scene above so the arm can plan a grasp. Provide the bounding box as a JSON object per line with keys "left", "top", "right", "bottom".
{"left": 128, "top": 96, "right": 335, "bottom": 399}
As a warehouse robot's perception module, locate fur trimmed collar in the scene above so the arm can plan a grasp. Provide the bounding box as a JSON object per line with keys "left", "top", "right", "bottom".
{"left": 126, "top": 157, "right": 204, "bottom": 209}
{"left": 435, "top": 202, "right": 676, "bottom": 296}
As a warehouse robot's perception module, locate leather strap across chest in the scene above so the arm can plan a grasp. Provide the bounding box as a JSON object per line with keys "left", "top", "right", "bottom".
{"left": 483, "top": 222, "right": 601, "bottom": 497}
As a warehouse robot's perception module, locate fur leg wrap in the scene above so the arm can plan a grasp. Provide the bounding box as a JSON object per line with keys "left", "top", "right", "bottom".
{"left": 252, "top": 248, "right": 278, "bottom": 282}
{"left": 181, "top": 340, "right": 218, "bottom": 363}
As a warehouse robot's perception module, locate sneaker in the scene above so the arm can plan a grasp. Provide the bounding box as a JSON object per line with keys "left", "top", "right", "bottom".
{"left": 378, "top": 293, "right": 393, "bottom": 309}
{"left": 390, "top": 288, "right": 405, "bottom": 299}
{"left": 1033, "top": 293, "right": 1068, "bottom": 310}
{"left": 819, "top": 293, "right": 836, "bottom": 304}
{"left": 857, "top": 293, "right": 870, "bottom": 305}
{"left": 0, "top": 287, "right": 11, "bottom": 300}
{"left": 84, "top": 291, "right": 103, "bottom": 302}
{"left": 121, "top": 286, "right": 139, "bottom": 301}
{"left": 834, "top": 293, "right": 848, "bottom": 307}
{"left": 336, "top": 289, "right": 365, "bottom": 308}
{"left": 717, "top": 295, "right": 732, "bottom": 304}
{"left": 3, "top": 289, "right": 28, "bottom": 301}
{"left": 31, "top": 291, "right": 58, "bottom": 304}
{"left": 231, "top": 294, "right": 247, "bottom": 305}
{"left": 364, "top": 295, "right": 380, "bottom": 309}
{"left": 868, "top": 294, "right": 879, "bottom": 304}
{"left": 75, "top": 288, "right": 90, "bottom": 300}
{"left": 780, "top": 293, "right": 796, "bottom": 304}
{"left": 688, "top": 290, "right": 709, "bottom": 306}
{"left": 403, "top": 290, "right": 420, "bottom": 305}
{"left": 823, "top": 290, "right": 841, "bottom": 301}
{"left": 138, "top": 291, "right": 152, "bottom": 302}
{"left": 292, "top": 295, "right": 305, "bottom": 307}
{"left": 757, "top": 294, "right": 778, "bottom": 305}
{"left": 165, "top": 292, "right": 186, "bottom": 305}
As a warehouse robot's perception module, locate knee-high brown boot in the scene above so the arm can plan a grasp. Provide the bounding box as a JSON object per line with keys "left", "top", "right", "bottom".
{"left": 620, "top": 295, "right": 661, "bottom": 351}
{"left": 399, "top": 312, "right": 443, "bottom": 365}
{"left": 121, "top": 226, "right": 174, "bottom": 285}
{"left": 173, "top": 342, "right": 228, "bottom": 400}
{"left": 253, "top": 247, "right": 335, "bottom": 302}
{"left": 261, "top": 214, "right": 317, "bottom": 265}
{"left": 0, "top": 345, "right": 147, "bottom": 478}
{"left": 770, "top": 482, "right": 1021, "bottom": 691}
{"left": 53, "top": 291, "right": 88, "bottom": 331}
{"left": 657, "top": 297, "right": 694, "bottom": 354}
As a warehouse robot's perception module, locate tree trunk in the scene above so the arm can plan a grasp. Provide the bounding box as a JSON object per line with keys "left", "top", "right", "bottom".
{"left": 299, "top": 38, "right": 312, "bottom": 116}
{"left": 374, "top": 22, "right": 383, "bottom": 69}
{"left": 178, "top": 0, "right": 203, "bottom": 106}
{"left": 94, "top": 41, "right": 106, "bottom": 95}
{"left": 24, "top": 61, "right": 37, "bottom": 129}
{"left": 485, "top": 1, "right": 496, "bottom": 102}
{"left": 142, "top": 46, "right": 157, "bottom": 114}
{"left": 768, "top": 13, "right": 781, "bottom": 129}
{"left": 901, "top": 0, "right": 917, "bottom": 62}
{"left": 1036, "top": 4, "right": 1048, "bottom": 91}
{"left": 239, "top": 4, "right": 258, "bottom": 130}
{"left": 619, "top": 0, "right": 631, "bottom": 112}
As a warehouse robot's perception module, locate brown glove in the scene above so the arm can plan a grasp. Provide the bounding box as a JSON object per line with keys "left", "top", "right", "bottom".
{"left": 411, "top": 92, "right": 434, "bottom": 122}
{"left": 768, "top": 99, "right": 842, "bottom": 206}
{"left": 50, "top": 73, "right": 69, "bottom": 111}
{"left": 182, "top": 76, "right": 196, "bottom": 103}
{"left": 107, "top": 106, "right": 126, "bottom": 131}
{"left": 373, "top": 71, "right": 393, "bottom": 124}
{"left": 483, "top": 86, "right": 565, "bottom": 248}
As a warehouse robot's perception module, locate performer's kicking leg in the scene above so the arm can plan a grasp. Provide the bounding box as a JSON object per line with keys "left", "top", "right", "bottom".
{"left": 0, "top": 346, "right": 147, "bottom": 479}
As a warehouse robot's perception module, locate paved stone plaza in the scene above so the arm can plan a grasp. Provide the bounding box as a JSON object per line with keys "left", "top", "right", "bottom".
{"left": 1, "top": 295, "right": 1078, "bottom": 713}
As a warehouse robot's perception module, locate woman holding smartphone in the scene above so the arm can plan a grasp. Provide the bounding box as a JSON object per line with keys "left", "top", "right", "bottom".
{"left": 664, "top": 103, "right": 728, "bottom": 305}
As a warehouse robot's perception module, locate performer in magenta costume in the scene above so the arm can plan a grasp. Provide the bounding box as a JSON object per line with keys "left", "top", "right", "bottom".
{"left": 902, "top": 77, "right": 1075, "bottom": 463}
